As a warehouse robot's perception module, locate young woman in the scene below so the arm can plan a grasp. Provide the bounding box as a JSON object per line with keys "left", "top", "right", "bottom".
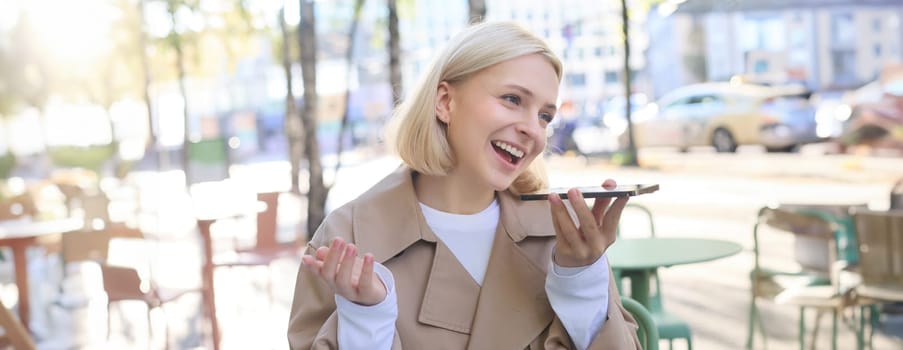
{"left": 288, "top": 21, "right": 640, "bottom": 350}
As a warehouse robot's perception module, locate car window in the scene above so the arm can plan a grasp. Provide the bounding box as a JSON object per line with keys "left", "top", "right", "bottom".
{"left": 689, "top": 94, "right": 722, "bottom": 105}
{"left": 666, "top": 96, "right": 693, "bottom": 108}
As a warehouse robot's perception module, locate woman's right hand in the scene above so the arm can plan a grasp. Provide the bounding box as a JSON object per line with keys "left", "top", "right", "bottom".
{"left": 301, "top": 237, "right": 387, "bottom": 306}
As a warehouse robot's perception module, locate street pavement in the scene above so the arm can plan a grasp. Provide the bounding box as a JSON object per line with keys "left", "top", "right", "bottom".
{"left": 13, "top": 148, "right": 903, "bottom": 349}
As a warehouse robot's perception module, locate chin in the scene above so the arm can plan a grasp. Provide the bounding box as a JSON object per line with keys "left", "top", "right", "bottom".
{"left": 487, "top": 175, "right": 519, "bottom": 192}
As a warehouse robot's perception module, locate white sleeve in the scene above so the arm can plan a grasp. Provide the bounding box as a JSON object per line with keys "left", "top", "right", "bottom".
{"left": 545, "top": 252, "right": 611, "bottom": 350}
{"left": 335, "top": 262, "right": 398, "bottom": 350}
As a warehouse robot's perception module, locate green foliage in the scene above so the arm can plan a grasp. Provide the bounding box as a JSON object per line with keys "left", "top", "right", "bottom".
{"left": 47, "top": 143, "right": 117, "bottom": 173}
{"left": 0, "top": 153, "right": 15, "bottom": 179}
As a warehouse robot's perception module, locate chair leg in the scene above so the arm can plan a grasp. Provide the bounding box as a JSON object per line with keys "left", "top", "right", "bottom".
{"left": 162, "top": 308, "right": 170, "bottom": 350}
{"left": 146, "top": 305, "right": 153, "bottom": 350}
{"left": 813, "top": 309, "right": 826, "bottom": 350}
{"left": 831, "top": 310, "right": 838, "bottom": 350}
{"left": 858, "top": 305, "right": 866, "bottom": 350}
{"left": 107, "top": 304, "right": 113, "bottom": 342}
{"left": 799, "top": 307, "right": 806, "bottom": 350}
{"left": 746, "top": 298, "right": 758, "bottom": 349}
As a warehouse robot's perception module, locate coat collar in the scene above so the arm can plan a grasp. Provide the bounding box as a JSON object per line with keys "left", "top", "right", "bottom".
{"left": 351, "top": 165, "right": 556, "bottom": 263}
{"left": 347, "top": 165, "right": 558, "bottom": 347}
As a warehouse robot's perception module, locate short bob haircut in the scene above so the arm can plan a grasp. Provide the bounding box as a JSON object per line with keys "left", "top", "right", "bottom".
{"left": 385, "top": 21, "right": 563, "bottom": 194}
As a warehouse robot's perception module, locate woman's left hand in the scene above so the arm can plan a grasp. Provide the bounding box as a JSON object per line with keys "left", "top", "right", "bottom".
{"left": 548, "top": 179, "right": 630, "bottom": 267}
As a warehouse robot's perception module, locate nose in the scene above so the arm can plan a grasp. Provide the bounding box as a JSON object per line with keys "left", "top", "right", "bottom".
{"left": 515, "top": 116, "right": 545, "bottom": 141}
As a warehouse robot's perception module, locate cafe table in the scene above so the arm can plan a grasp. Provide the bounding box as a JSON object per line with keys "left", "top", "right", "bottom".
{"left": 0, "top": 218, "right": 83, "bottom": 332}
{"left": 607, "top": 237, "right": 743, "bottom": 308}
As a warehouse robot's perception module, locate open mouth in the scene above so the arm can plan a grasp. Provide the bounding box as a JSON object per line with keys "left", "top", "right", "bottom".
{"left": 492, "top": 140, "right": 525, "bottom": 166}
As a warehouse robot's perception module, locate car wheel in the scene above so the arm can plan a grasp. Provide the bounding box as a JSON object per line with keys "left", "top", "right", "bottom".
{"left": 766, "top": 145, "right": 796, "bottom": 153}
{"left": 712, "top": 128, "right": 737, "bottom": 153}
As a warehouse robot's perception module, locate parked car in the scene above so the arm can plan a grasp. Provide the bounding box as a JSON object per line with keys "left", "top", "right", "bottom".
{"left": 834, "top": 64, "right": 903, "bottom": 152}
{"left": 559, "top": 94, "right": 648, "bottom": 156}
{"left": 626, "top": 82, "right": 820, "bottom": 153}
{"left": 838, "top": 84, "right": 903, "bottom": 151}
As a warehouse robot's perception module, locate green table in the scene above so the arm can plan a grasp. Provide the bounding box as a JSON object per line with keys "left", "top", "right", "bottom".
{"left": 608, "top": 237, "right": 743, "bottom": 308}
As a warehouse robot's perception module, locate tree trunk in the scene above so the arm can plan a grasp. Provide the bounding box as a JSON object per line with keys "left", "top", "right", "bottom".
{"left": 334, "top": 0, "right": 365, "bottom": 177}
{"left": 167, "top": 3, "right": 192, "bottom": 183}
{"left": 467, "top": 0, "right": 487, "bottom": 23}
{"left": 280, "top": 7, "right": 304, "bottom": 194}
{"left": 299, "top": 0, "right": 327, "bottom": 239}
{"left": 175, "top": 38, "right": 192, "bottom": 182}
{"left": 620, "top": 0, "right": 639, "bottom": 166}
{"left": 137, "top": 0, "right": 162, "bottom": 170}
{"left": 387, "top": 0, "right": 403, "bottom": 106}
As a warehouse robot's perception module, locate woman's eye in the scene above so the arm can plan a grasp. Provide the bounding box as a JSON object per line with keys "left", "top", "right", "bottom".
{"left": 502, "top": 94, "right": 521, "bottom": 105}
{"left": 540, "top": 113, "right": 554, "bottom": 124}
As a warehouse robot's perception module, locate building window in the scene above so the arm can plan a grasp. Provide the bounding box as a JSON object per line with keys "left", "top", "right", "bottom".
{"left": 604, "top": 71, "right": 619, "bottom": 83}
{"left": 831, "top": 13, "right": 855, "bottom": 47}
{"left": 875, "top": 44, "right": 882, "bottom": 56}
{"left": 594, "top": 47, "right": 603, "bottom": 57}
{"left": 566, "top": 73, "right": 586, "bottom": 86}
{"left": 874, "top": 18, "right": 882, "bottom": 32}
{"left": 831, "top": 49, "right": 857, "bottom": 86}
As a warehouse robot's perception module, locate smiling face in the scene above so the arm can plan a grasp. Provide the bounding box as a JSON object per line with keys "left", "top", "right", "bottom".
{"left": 435, "top": 53, "right": 559, "bottom": 192}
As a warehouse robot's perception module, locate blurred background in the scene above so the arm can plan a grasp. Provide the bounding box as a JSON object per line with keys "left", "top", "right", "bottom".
{"left": 1, "top": 0, "right": 902, "bottom": 349}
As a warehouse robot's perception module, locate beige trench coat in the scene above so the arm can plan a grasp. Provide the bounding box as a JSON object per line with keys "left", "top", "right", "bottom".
{"left": 287, "top": 167, "right": 640, "bottom": 350}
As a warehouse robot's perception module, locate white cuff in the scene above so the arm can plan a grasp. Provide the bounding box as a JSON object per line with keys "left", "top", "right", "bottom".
{"left": 546, "top": 250, "right": 611, "bottom": 350}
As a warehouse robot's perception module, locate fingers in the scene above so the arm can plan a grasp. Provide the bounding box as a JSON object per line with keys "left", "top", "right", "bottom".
{"left": 358, "top": 253, "right": 381, "bottom": 295}
{"left": 320, "top": 238, "right": 346, "bottom": 280}
{"left": 601, "top": 196, "right": 630, "bottom": 235}
{"left": 593, "top": 179, "right": 617, "bottom": 225}
{"left": 334, "top": 244, "right": 358, "bottom": 295}
{"left": 568, "top": 188, "right": 606, "bottom": 248}
{"left": 550, "top": 192, "right": 583, "bottom": 252}
{"left": 315, "top": 246, "right": 329, "bottom": 260}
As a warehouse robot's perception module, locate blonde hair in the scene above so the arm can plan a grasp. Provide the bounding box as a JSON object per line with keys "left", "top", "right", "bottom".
{"left": 385, "top": 21, "right": 562, "bottom": 194}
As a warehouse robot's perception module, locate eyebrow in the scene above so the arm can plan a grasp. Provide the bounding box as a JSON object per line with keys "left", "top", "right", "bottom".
{"left": 504, "top": 84, "right": 558, "bottom": 111}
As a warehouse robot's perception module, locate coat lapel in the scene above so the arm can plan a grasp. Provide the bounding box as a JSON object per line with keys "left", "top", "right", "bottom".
{"left": 467, "top": 194, "right": 556, "bottom": 350}
{"left": 417, "top": 240, "right": 481, "bottom": 334}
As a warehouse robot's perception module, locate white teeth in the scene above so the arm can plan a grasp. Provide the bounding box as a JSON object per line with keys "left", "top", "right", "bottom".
{"left": 493, "top": 141, "right": 525, "bottom": 158}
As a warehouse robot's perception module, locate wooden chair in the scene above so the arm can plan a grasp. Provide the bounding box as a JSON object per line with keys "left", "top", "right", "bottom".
{"left": 0, "top": 195, "right": 37, "bottom": 221}
{"left": 747, "top": 204, "right": 866, "bottom": 350}
{"left": 195, "top": 191, "right": 303, "bottom": 350}
{"left": 616, "top": 203, "right": 691, "bottom": 350}
{"left": 0, "top": 299, "right": 35, "bottom": 350}
{"left": 61, "top": 224, "right": 199, "bottom": 349}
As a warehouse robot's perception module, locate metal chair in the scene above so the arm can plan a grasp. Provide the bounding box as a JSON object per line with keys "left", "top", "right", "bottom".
{"left": 622, "top": 296, "right": 659, "bottom": 350}
{"left": 747, "top": 204, "right": 867, "bottom": 350}
{"left": 616, "top": 203, "right": 692, "bottom": 350}
{"left": 851, "top": 209, "right": 903, "bottom": 348}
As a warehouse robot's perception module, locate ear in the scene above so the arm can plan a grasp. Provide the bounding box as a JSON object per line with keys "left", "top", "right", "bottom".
{"left": 435, "top": 81, "right": 453, "bottom": 125}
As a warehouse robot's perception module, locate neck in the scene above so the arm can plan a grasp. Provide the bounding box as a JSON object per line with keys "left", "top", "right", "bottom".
{"left": 414, "top": 172, "right": 496, "bottom": 214}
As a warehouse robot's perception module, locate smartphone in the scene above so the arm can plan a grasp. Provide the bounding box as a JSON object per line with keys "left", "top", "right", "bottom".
{"left": 519, "top": 184, "right": 659, "bottom": 201}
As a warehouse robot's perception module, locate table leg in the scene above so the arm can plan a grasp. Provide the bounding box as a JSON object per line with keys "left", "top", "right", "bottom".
{"left": 198, "top": 219, "right": 220, "bottom": 350}
{"left": 10, "top": 242, "right": 30, "bottom": 332}
{"left": 629, "top": 269, "right": 652, "bottom": 309}
{"left": 203, "top": 264, "right": 220, "bottom": 350}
